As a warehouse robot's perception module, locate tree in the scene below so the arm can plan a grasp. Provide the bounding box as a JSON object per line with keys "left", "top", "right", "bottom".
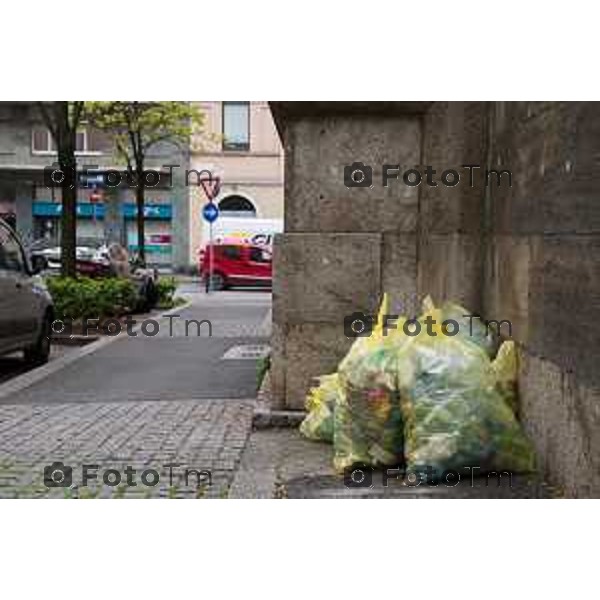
{"left": 85, "top": 102, "right": 204, "bottom": 266}
{"left": 36, "top": 101, "right": 84, "bottom": 277}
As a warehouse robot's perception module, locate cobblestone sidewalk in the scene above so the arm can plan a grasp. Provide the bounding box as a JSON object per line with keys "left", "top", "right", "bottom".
{"left": 0, "top": 399, "right": 254, "bottom": 498}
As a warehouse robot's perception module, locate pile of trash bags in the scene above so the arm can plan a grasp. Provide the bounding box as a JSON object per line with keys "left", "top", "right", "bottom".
{"left": 299, "top": 295, "right": 536, "bottom": 476}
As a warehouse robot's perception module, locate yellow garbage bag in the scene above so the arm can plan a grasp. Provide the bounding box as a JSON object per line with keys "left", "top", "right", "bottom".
{"left": 419, "top": 296, "right": 498, "bottom": 356}
{"left": 490, "top": 340, "right": 518, "bottom": 413}
{"left": 399, "top": 321, "right": 535, "bottom": 476}
{"left": 334, "top": 294, "right": 406, "bottom": 472}
{"left": 299, "top": 373, "right": 344, "bottom": 443}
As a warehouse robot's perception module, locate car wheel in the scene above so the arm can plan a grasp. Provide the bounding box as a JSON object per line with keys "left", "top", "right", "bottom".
{"left": 207, "top": 273, "right": 226, "bottom": 291}
{"left": 24, "top": 314, "right": 52, "bottom": 366}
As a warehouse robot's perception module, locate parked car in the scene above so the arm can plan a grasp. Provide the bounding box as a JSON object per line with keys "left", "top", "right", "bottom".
{"left": 30, "top": 244, "right": 111, "bottom": 276}
{"left": 32, "top": 242, "right": 159, "bottom": 312}
{"left": 199, "top": 243, "right": 272, "bottom": 290}
{"left": 0, "top": 219, "right": 54, "bottom": 365}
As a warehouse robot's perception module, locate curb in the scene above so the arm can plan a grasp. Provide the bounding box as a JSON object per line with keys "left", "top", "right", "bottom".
{"left": 0, "top": 334, "right": 120, "bottom": 401}
{"left": 0, "top": 297, "right": 194, "bottom": 402}
{"left": 52, "top": 335, "right": 100, "bottom": 346}
{"left": 252, "top": 408, "right": 306, "bottom": 429}
{"left": 251, "top": 366, "right": 307, "bottom": 429}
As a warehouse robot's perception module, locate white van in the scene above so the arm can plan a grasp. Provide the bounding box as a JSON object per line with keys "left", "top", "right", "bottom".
{"left": 201, "top": 217, "right": 283, "bottom": 248}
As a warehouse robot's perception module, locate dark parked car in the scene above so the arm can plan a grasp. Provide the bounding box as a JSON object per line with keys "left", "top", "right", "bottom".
{"left": 0, "top": 219, "right": 54, "bottom": 365}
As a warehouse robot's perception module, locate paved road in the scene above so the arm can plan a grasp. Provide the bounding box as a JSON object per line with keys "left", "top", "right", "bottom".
{"left": 0, "top": 285, "right": 271, "bottom": 498}
{"left": 0, "top": 345, "right": 73, "bottom": 385}
{"left": 1, "top": 287, "right": 271, "bottom": 404}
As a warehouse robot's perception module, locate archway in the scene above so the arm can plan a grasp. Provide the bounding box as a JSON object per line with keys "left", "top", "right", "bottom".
{"left": 218, "top": 194, "right": 256, "bottom": 217}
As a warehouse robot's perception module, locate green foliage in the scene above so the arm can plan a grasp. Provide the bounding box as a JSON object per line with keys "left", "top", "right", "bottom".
{"left": 155, "top": 277, "right": 178, "bottom": 308}
{"left": 84, "top": 101, "right": 205, "bottom": 265}
{"left": 256, "top": 354, "right": 271, "bottom": 388}
{"left": 84, "top": 101, "right": 204, "bottom": 168}
{"left": 46, "top": 276, "right": 137, "bottom": 321}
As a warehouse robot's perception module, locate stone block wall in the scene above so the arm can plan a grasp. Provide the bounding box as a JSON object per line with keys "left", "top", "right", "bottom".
{"left": 270, "top": 101, "right": 600, "bottom": 496}
{"left": 486, "top": 102, "right": 600, "bottom": 496}
{"left": 417, "top": 101, "right": 600, "bottom": 496}
{"left": 417, "top": 101, "right": 489, "bottom": 311}
{"left": 270, "top": 103, "right": 424, "bottom": 409}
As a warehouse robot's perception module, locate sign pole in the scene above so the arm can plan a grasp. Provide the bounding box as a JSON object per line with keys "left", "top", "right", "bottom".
{"left": 208, "top": 219, "right": 214, "bottom": 294}
{"left": 200, "top": 173, "right": 221, "bottom": 294}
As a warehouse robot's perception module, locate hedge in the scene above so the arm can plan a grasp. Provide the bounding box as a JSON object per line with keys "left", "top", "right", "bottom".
{"left": 46, "top": 276, "right": 138, "bottom": 321}
{"left": 155, "top": 277, "right": 177, "bottom": 308}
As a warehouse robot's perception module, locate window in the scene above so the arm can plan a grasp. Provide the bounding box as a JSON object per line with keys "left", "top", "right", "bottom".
{"left": 249, "top": 247, "right": 272, "bottom": 263}
{"left": 222, "top": 102, "right": 250, "bottom": 151}
{"left": 32, "top": 127, "right": 96, "bottom": 154}
{"left": 32, "top": 129, "right": 54, "bottom": 153}
{"left": 0, "top": 225, "right": 25, "bottom": 273}
{"left": 76, "top": 130, "right": 87, "bottom": 152}
{"left": 218, "top": 195, "right": 256, "bottom": 216}
{"left": 221, "top": 245, "right": 242, "bottom": 260}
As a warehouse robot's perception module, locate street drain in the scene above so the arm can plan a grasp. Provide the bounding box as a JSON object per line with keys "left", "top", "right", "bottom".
{"left": 222, "top": 344, "right": 270, "bottom": 360}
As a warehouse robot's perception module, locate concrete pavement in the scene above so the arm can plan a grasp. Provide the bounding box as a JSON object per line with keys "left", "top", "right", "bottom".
{"left": 0, "top": 285, "right": 271, "bottom": 498}
{"left": 0, "top": 287, "right": 271, "bottom": 404}
{"left": 230, "top": 428, "right": 559, "bottom": 499}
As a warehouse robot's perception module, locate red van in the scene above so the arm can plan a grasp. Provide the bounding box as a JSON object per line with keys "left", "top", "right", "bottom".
{"left": 199, "top": 243, "right": 272, "bottom": 290}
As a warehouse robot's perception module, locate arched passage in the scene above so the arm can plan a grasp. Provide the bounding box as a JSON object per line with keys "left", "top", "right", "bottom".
{"left": 218, "top": 194, "right": 257, "bottom": 217}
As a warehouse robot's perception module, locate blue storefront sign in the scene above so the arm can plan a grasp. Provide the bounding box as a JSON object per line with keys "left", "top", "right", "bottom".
{"left": 122, "top": 204, "right": 172, "bottom": 219}
{"left": 32, "top": 201, "right": 172, "bottom": 220}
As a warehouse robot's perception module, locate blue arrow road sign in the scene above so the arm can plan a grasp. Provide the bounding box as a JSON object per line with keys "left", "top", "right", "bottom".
{"left": 202, "top": 202, "right": 219, "bottom": 223}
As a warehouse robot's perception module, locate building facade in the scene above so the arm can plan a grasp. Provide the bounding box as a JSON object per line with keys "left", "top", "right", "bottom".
{"left": 0, "top": 102, "right": 190, "bottom": 270}
{"left": 0, "top": 101, "right": 284, "bottom": 271}
{"left": 187, "top": 101, "right": 284, "bottom": 266}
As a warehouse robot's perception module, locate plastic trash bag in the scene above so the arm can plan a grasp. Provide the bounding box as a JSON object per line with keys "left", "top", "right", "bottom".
{"left": 300, "top": 293, "right": 533, "bottom": 478}
{"left": 333, "top": 295, "right": 405, "bottom": 472}
{"left": 299, "top": 373, "right": 343, "bottom": 443}
{"left": 333, "top": 386, "right": 403, "bottom": 473}
{"left": 419, "top": 296, "right": 497, "bottom": 356}
{"left": 490, "top": 340, "right": 518, "bottom": 414}
{"left": 438, "top": 301, "right": 498, "bottom": 357}
{"left": 400, "top": 324, "right": 535, "bottom": 476}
